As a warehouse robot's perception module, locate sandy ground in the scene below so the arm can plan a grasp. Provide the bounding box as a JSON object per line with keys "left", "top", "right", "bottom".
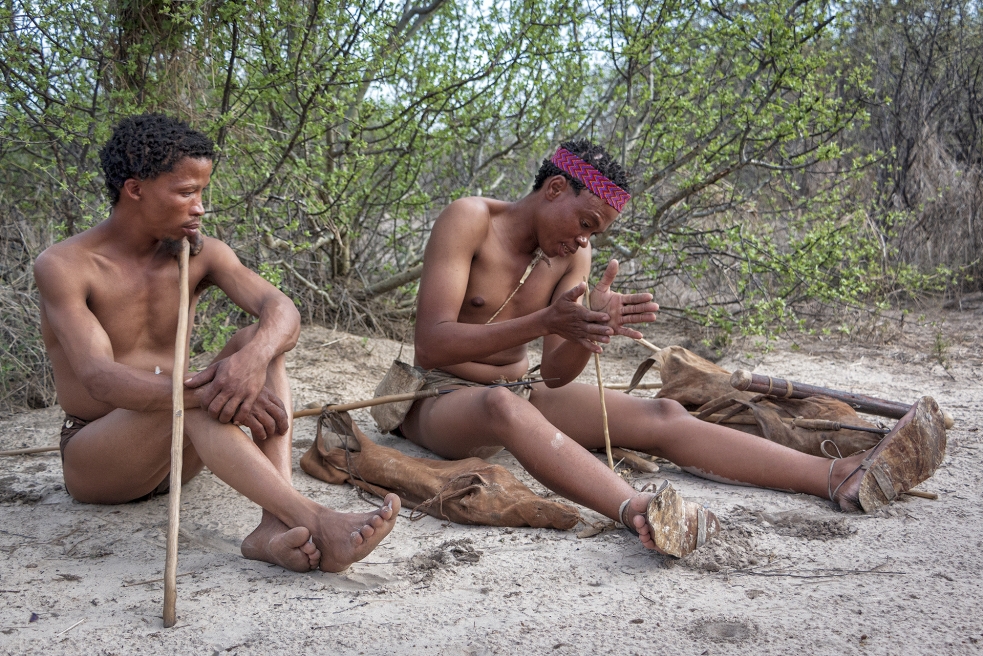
{"left": 1, "top": 311, "right": 982, "bottom": 655}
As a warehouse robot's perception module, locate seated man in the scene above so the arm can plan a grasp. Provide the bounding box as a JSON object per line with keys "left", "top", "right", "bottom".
{"left": 399, "top": 139, "right": 945, "bottom": 557}
{"left": 34, "top": 114, "right": 399, "bottom": 573}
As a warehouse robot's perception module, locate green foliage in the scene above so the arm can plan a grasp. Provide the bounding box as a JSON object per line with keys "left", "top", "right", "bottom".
{"left": 0, "top": 0, "right": 975, "bottom": 410}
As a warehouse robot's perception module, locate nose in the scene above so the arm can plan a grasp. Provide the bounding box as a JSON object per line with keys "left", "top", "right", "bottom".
{"left": 191, "top": 194, "right": 205, "bottom": 216}
{"left": 575, "top": 235, "right": 589, "bottom": 248}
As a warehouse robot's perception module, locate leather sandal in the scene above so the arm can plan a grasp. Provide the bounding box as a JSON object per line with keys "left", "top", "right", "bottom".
{"left": 620, "top": 481, "right": 721, "bottom": 557}
{"left": 829, "top": 396, "right": 947, "bottom": 512}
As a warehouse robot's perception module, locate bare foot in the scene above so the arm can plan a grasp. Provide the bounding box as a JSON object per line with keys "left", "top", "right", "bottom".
{"left": 310, "top": 493, "right": 401, "bottom": 573}
{"left": 625, "top": 493, "right": 661, "bottom": 551}
{"left": 241, "top": 512, "right": 321, "bottom": 572}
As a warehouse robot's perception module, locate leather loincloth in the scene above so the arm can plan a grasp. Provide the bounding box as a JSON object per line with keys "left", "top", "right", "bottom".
{"left": 59, "top": 414, "right": 170, "bottom": 503}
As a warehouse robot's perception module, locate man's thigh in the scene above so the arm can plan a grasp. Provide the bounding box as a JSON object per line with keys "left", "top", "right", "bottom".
{"left": 529, "top": 381, "right": 668, "bottom": 451}
{"left": 402, "top": 386, "right": 526, "bottom": 460}
{"left": 62, "top": 407, "right": 201, "bottom": 504}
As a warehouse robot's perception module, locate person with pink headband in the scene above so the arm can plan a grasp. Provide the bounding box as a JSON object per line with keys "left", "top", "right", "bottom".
{"left": 394, "top": 138, "right": 942, "bottom": 557}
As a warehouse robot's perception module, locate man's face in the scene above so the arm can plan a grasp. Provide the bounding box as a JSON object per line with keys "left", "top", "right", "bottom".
{"left": 540, "top": 176, "right": 619, "bottom": 258}
{"left": 132, "top": 156, "right": 213, "bottom": 242}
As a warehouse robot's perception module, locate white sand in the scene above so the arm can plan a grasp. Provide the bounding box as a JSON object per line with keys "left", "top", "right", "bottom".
{"left": 1, "top": 312, "right": 981, "bottom": 655}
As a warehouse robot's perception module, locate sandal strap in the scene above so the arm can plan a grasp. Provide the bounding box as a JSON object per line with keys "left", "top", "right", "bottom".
{"left": 619, "top": 498, "right": 639, "bottom": 536}
{"left": 697, "top": 507, "right": 707, "bottom": 547}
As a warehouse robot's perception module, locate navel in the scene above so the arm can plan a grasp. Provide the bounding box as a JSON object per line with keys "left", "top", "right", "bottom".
{"left": 470, "top": 296, "right": 485, "bottom": 307}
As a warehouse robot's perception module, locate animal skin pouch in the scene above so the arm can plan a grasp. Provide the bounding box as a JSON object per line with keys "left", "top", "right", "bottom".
{"left": 370, "top": 359, "right": 426, "bottom": 433}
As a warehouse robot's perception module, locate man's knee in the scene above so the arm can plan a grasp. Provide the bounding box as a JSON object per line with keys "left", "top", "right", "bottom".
{"left": 647, "top": 397, "right": 690, "bottom": 422}
{"left": 214, "top": 323, "right": 260, "bottom": 359}
{"left": 480, "top": 387, "right": 529, "bottom": 436}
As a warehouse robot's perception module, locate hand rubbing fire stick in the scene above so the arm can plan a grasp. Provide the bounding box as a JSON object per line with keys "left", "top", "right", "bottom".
{"left": 163, "top": 238, "right": 190, "bottom": 629}
{"left": 585, "top": 277, "right": 614, "bottom": 471}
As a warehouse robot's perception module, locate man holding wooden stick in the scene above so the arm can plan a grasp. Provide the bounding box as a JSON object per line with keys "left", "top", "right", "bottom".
{"left": 34, "top": 114, "right": 398, "bottom": 573}
{"left": 399, "top": 139, "right": 946, "bottom": 557}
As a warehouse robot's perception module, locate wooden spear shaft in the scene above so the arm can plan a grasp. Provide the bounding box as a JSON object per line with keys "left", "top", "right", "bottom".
{"left": 163, "top": 238, "right": 190, "bottom": 629}
{"left": 292, "top": 388, "right": 443, "bottom": 418}
{"left": 292, "top": 380, "right": 546, "bottom": 419}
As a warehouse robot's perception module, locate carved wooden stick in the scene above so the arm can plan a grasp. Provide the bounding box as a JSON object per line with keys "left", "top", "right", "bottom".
{"left": 163, "top": 238, "right": 190, "bottom": 629}
{"left": 730, "top": 369, "right": 954, "bottom": 428}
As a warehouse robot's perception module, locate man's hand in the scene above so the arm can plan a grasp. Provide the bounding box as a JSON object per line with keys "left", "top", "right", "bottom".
{"left": 544, "top": 282, "right": 615, "bottom": 353}
{"left": 587, "top": 260, "right": 659, "bottom": 340}
{"left": 185, "top": 353, "right": 289, "bottom": 440}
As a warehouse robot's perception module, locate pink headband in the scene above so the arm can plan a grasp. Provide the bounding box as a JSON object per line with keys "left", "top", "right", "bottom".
{"left": 550, "top": 147, "right": 631, "bottom": 212}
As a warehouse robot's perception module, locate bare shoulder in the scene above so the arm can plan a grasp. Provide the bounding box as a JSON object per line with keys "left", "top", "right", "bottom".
{"left": 194, "top": 234, "right": 241, "bottom": 269}
{"left": 433, "top": 196, "right": 493, "bottom": 233}
{"left": 427, "top": 197, "right": 498, "bottom": 256}
{"left": 33, "top": 232, "right": 98, "bottom": 297}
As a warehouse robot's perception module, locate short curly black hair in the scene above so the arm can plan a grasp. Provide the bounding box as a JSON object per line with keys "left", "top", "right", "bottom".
{"left": 99, "top": 113, "right": 215, "bottom": 205}
{"left": 532, "top": 139, "right": 630, "bottom": 196}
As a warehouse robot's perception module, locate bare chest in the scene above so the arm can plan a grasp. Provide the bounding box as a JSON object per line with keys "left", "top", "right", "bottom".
{"left": 86, "top": 259, "right": 197, "bottom": 357}
{"left": 458, "top": 248, "right": 564, "bottom": 325}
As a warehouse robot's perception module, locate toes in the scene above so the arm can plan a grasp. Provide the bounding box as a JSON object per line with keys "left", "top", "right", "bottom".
{"left": 281, "top": 525, "right": 313, "bottom": 549}
{"left": 300, "top": 539, "right": 318, "bottom": 556}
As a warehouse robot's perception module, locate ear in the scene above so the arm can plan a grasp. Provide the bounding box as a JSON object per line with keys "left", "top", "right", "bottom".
{"left": 543, "top": 174, "right": 568, "bottom": 201}
{"left": 121, "top": 178, "right": 142, "bottom": 202}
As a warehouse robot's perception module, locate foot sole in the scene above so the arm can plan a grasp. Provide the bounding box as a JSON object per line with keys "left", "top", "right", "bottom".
{"left": 857, "top": 396, "right": 947, "bottom": 512}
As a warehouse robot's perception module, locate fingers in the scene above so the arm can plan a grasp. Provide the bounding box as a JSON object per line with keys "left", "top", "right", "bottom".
{"left": 232, "top": 390, "right": 290, "bottom": 439}
{"left": 561, "top": 281, "right": 587, "bottom": 302}
{"left": 184, "top": 363, "right": 218, "bottom": 388}
{"left": 578, "top": 338, "right": 604, "bottom": 354}
{"left": 616, "top": 326, "right": 645, "bottom": 340}
{"left": 254, "top": 391, "right": 289, "bottom": 435}
{"left": 269, "top": 396, "right": 290, "bottom": 435}
{"left": 619, "top": 293, "right": 656, "bottom": 307}
{"left": 211, "top": 393, "right": 241, "bottom": 424}
{"left": 620, "top": 311, "right": 659, "bottom": 325}
{"left": 595, "top": 259, "right": 620, "bottom": 293}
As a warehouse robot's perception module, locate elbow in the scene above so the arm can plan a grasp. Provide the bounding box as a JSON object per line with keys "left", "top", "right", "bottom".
{"left": 414, "top": 343, "right": 438, "bottom": 370}
{"left": 284, "top": 304, "right": 301, "bottom": 351}
{"left": 82, "top": 370, "right": 117, "bottom": 406}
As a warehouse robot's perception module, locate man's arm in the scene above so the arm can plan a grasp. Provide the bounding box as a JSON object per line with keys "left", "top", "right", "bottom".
{"left": 184, "top": 238, "right": 299, "bottom": 438}
{"left": 34, "top": 250, "right": 202, "bottom": 412}
{"left": 413, "top": 199, "right": 613, "bottom": 370}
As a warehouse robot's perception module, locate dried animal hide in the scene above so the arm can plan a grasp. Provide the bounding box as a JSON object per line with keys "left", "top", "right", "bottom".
{"left": 300, "top": 410, "right": 580, "bottom": 530}
{"left": 651, "top": 346, "right": 883, "bottom": 457}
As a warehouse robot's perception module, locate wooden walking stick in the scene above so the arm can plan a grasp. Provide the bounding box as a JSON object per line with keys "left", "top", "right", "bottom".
{"left": 163, "top": 238, "right": 190, "bottom": 628}
{"left": 585, "top": 278, "right": 614, "bottom": 470}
